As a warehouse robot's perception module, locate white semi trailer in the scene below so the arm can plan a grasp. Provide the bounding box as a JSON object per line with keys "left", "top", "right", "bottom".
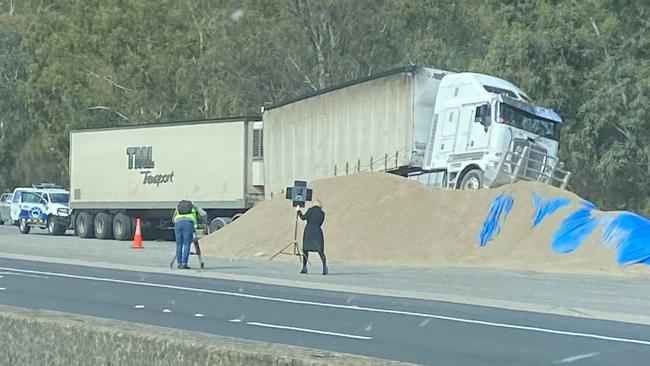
{"left": 262, "top": 65, "right": 570, "bottom": 197}
{"left": 68, "top": 117, "right": 264, "bottom": 240}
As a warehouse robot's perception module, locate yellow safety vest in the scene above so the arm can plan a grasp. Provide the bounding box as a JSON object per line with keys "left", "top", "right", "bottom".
{"left": 173, "top": 208, "right": 198, "bottom": 228}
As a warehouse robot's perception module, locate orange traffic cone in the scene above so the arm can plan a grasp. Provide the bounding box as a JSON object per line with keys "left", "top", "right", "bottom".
{"left": 132, "top": 218, "right": 143, "bottom": 249}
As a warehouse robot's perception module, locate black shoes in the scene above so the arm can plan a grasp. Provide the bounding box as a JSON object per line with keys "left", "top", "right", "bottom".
{"left": 300, "top": 266, "right": 328, "bottom": 275}
{"left": 177, "top": 264, "right": 191, "bottom": 270}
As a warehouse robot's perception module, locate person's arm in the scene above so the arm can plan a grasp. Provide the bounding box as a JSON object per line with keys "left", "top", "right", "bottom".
{"left": 297, "top": 206, "right": 307, "bottom": 220}
{"left": 195, "top": 205, "right": 208, "bottom": 227}
{"left": 172, "top": 209, "right": 178, "bottom": 224}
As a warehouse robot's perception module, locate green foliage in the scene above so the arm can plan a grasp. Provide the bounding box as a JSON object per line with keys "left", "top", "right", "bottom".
{"left": 0, "top": 0, "right": 648, "bottom": 214}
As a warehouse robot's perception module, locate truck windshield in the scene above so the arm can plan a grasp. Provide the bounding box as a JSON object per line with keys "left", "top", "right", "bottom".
{"left": 499, "top": 103, "right": 560, "bottom": 141}
{"left": 49, "top": 193, "right": 69, "bottom": 204}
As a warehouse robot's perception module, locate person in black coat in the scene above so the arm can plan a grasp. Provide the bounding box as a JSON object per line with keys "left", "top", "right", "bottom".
{"left": 296, "top": 200, "right": 327, "bottom": 275}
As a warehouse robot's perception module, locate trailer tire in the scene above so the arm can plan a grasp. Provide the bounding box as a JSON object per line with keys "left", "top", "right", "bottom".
{"left": 113, "top": 213, "right": 133, "bottom": 241}
{"left": 47, "top": 217, "right": 67, "bottom": 236}
{"left": 19, "top": 219, "right": 31, "bottom": 234}
{"left": 76, "top": 212, "right": 95, "bottom": 238}
{"left": 459, "top": 169, "right": 484, "bottom": 190}
{"left": 94, "top": 212, "right": 114, "bottom": 239}
{"left": 208, "top": 217, "right": 230, "bottom": 234}
{"left": 0, "top": 219, "right": 3, "bottom": 225}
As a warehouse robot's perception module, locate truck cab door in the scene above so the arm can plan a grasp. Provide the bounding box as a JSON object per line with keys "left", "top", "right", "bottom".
{"left": 435, "top": 108, "right": 460, "bottom": 163}
{"left": 468, "top": 103, "right": 491, "bottom": 150}
{"left": 453, "top": 105, "right": 476, "bottom": 154}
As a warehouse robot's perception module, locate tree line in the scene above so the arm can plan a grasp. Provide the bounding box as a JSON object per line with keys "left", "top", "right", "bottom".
{"left": 0, "top": 0, "right": 648, "bottom": 216}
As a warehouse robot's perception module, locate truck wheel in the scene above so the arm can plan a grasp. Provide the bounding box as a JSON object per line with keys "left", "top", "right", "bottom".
{"left": 208, "top": 217, "right": 229, "bottom": 234}
{"left": 76, "top": 212, "right": 95, "bottom": 238}
{"left": 113, "top": 213, "right": 133, "bottom": 241}
{"left": 47, "top": 218, "right": 67, "bottom": 236}
{"left": 94, "top": 212, "right": 114, "bottom": 239}
{"left": 19, "top": 219, "right": 31, "bottom": 234}
{"left": 0, "top": 218, "right": 4, "bottom": 225}
{"left": 459, "top": 169, "right": 484, "bottom": 190}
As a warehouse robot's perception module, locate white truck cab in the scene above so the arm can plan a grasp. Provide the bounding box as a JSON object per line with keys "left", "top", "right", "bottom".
{"left": 10, "top": 183, "right": 71, "bottom": 235}
{"left": 421, "top": 72, "right": 569, "bottom": 189}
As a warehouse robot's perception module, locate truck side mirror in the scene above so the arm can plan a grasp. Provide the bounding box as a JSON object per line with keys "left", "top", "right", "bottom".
{"left": 474, "top": 104, "right": 491, "bottom": 127}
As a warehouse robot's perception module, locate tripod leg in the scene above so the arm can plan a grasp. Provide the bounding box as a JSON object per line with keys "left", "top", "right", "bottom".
{"left": 269, "top": 241, "right": 296, "bottom": 261}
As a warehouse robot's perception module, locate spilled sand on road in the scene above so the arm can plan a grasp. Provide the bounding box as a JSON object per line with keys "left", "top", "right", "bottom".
{"left": 201, "top": 172, "right": 648, "bottom": 275}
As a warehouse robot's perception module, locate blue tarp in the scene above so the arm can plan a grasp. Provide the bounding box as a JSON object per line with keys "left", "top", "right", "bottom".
{"left": 478, "top": 193, "right": 514, "bottom": 247}
{"left": 531, "top": 193, "right": 571, "bottom": 228}
{"left": 550, "top": 202, "right": 600, "bottom": 254}
{"left": 601, "top": 212, "right": 650, "bottom": 267}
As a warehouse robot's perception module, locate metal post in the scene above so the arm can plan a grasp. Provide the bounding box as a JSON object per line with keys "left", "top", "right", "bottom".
{"left": 357, "top": 159, "right": 360, "bottom": 173}
{"left": 547, "top": 161, "right": 557, "bottom": 185}
{"left": 334, "top": 165, "right": 337, "bottom": 176}
{"left": 370, "top": 157, "right": 374, "bottom": 172}
{"left": 561, "top": 171, "right": 572, "bottom": 190}
{"left": 384, "top": 153, "right": 388, "bottom": 171}
{"left": 395, "top": 151, "right": 399, "bottom": 169}
{"left": 511, "top": 146, "right": 528, "bottom": 183}
{"left": 346, "top": 162, "right": 349, "bottom": 175}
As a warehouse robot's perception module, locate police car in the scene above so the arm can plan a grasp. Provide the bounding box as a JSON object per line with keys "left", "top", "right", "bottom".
{"left": 10, "top": 183, "right": 71, "bottom": 235}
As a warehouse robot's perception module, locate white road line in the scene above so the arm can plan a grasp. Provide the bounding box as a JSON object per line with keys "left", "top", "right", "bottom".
{"left": 246, "top": 321, "right": 372, "bottom": 340}
{"left": 194, "top": 313, "right": 204, "bottom": 317}
{"left": 134, "top": 305, "right": 145, "bottom": 309}
{"left": 553, "top": 352, "right": 600, "bottom": 364}
{"left": 0, "top": 271, "right": 49, "bottom": 279}
{"left": 2, "top": 266, "right": 650, "bottom": 347}
{"left": 0, "top": 287, "right": 5, "bottom": 291}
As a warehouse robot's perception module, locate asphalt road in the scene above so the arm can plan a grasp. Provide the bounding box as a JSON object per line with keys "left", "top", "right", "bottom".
{"left": 1, "top": 258, "right": 649, "bottom": 365}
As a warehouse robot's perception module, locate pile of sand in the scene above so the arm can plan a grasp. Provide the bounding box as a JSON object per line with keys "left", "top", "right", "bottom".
{"left": 201, "top": 172, "right": 648, "bottom": 275}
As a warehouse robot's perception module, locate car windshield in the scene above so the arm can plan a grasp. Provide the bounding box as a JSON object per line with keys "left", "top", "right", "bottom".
{"left": 499, "top": 103, "right": 561, "bottom": 141}
{"left": 49, "top": 193, "right": 70, "bottom": 204}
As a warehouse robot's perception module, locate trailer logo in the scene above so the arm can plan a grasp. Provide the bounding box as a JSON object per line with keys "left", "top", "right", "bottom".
{"left": 126, "top": 146, "right": 174, "bottom": 187}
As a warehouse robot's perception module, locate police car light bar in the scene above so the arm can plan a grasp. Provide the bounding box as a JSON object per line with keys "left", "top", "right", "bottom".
{"left": 32, "top": 183, "right": 63, "bottom": 189}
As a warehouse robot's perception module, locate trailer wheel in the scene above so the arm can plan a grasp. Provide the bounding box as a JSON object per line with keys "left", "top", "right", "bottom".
{"left": 208, "top": 217, "right": 229, "bottom": 234}
{"left": 19, "top": 219, "right": 31, "bottom": 234}
{"left": 76, "top": 212, "right": 95, "bottom": 238}
{"left": 113, "top": 213, "right": 133, "bottom": 241}
{"left": 459, "top": 169, "right": 484, "bottom": 190}
{"left": 47, "top": 217, "right": 67, "bottom": 236}
{"left": 94, "top": 212, "right": 114, "bottom": 239}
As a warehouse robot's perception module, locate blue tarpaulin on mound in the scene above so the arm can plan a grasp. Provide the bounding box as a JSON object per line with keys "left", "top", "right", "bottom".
{"left": 478, "top": 193, "right": 514, "bottom": 247}
{"left": 601, "top": 212, "right": 650, "bottom": 267}
{"left": 531, "top": 193, "right": 571, "bottom": 228}
{"left": 550, "top": 201, "right": 600, "bottom": 254}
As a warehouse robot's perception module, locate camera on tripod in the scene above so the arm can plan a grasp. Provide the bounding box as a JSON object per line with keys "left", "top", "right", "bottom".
{"left": 269, "top": 180, "right": 313, "bottom": 262}
{"left": 285, "top": 180, "right": 313, "bottom": 208}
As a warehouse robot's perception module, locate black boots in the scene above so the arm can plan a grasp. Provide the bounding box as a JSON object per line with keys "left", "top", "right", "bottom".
{"left": 300, "top": 252, "right": 328, "bottom": 275}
